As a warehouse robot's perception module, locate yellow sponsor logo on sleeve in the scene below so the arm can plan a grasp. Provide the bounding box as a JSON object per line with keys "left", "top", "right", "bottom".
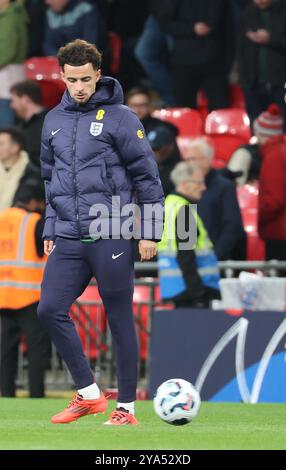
{"left": 137, "top": 129, "right": 144, "bottom": 139}
{"left": 96, "top": 109, "right": 105, "bottom": 120}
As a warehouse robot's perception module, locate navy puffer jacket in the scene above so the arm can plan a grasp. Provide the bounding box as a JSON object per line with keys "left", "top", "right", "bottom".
{"left": 40, "top": 76, "right": 164, "bottom": 240}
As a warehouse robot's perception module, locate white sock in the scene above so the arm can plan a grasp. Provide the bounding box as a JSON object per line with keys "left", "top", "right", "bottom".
{"left": 117, "top": 401, "right": 135, "bottom": 415}
{"left": 78, "top": 382, "right": 100, "bottom": 400}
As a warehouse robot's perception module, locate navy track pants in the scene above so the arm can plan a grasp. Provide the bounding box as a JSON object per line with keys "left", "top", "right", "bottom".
{"left": 37, "top": 237, "right": 138, "bottom": 402}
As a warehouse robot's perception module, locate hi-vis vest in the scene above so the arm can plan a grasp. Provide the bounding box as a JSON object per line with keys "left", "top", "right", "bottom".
{"left": 0, "top": 208, "right": 46, "bottom": 309}
{"left": 157, "top": 194, "right": 220, "bottom": 299}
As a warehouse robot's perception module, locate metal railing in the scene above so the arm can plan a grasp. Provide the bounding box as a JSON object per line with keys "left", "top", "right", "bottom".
{"left": 134, "top": 260, "right": 286, "bottom": 277}
{"left": 15, "top": 260, "right": 286, "bottom": 394}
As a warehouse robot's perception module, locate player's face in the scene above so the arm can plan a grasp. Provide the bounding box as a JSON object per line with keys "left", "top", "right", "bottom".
{"left": 61, "top": 63, "right": 101, "bottom": 104}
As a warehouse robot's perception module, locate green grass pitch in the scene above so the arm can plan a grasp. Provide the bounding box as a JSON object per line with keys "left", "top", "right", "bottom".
{"left": 0, "top": 398, "right": 286, "bottom": 450}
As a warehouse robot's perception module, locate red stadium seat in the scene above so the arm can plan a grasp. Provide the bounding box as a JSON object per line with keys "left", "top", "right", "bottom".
{"left": 37, "top": 79, "right": 65, "bottom": 109}
{"left": 205, "top": 108, "right": 251, "bottom": 141}
{"left": 24, "top": 56, "right": 66, "bottom": 109}
{"left": 24, "top": 56, "right": 62, "bottom": 81}
{"left": 196, "top": 85, "right": 246, "bottom": 124}
{"left": 208, "top": 134, "right": 249, "bottom": 167}
{"left": 108, "top": 31, "right": 122, "bottom": 75}
{"left": 237, "top": 181, "right": 259, "bottom": 210}
{"left": 241, "top": 208, "right": 265, "bottom": 261}
{"left": 237, "top": 183, "right": 265, "bottom": 261}
{"left": 205, "top": 109, "right": 251, "bottom": 166}
{"left": 152, "top": 108, "right": 203, "bottom": 137}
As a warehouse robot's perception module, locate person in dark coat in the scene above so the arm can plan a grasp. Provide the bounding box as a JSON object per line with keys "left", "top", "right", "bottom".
{"left": 237, "top": 0, "right": 286, "bottom": 130}
{"left": 134, "top": 0, "right": 175, "bottom": 106}
{"left": 107, "top": 0, "right": 150, "bottom": 90}
{"left": 184, "top": 138, "right": 246, "bottom": 260}
{"left": 37, "top": 39, "right": 164, "bottom": 426}
{"left": 10, "top": 80, "right": 47, "bottom": 168}
{"left": 25, "top": 0, "right": 47, "bottom": 57}
{"left": 159, "top": 0, "right": 235, "bottom": 110}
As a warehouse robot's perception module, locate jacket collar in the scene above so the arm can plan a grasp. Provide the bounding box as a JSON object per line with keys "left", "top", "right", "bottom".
{"left": 61, "top": 76, "right": 124, "bottom": 112}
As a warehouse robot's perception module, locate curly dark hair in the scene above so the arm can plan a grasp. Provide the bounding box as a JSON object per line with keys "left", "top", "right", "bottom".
{"left": 10, "top": 80, "right": 42, "bottom": 105}
{"left": 57, "top": 39, "right": 102, "bottom": 70}
{"left": 0, "top": 127, "right": 26, "bottom": 150}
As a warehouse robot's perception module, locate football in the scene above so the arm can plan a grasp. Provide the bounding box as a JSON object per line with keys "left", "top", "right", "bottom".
{"left": 153, "top": 378, "right": 201, "bottom": 425}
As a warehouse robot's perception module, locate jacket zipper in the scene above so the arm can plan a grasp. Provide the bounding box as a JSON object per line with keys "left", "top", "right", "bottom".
{"left": 72, "top": 112, "right": 82, "bottom": 238}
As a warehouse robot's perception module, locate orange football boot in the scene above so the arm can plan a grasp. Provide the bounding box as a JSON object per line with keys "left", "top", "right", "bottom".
{"left": 104, "top": 407, "right": 139, "bottom": 425}
{"left": 51, "top": 392, "right": 108, "bottom": 424}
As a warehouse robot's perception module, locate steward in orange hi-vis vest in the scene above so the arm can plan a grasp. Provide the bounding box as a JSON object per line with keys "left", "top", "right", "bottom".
{"left": 0, "top": 208, "right": 46, "bottom": 309}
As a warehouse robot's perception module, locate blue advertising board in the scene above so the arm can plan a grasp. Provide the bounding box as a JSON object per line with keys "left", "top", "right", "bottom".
{"left": 149, "top": 309, "right": 286, "bottom": 402}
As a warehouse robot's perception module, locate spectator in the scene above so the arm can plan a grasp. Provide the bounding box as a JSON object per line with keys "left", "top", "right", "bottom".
{"left": 25, "top": 0, "right": 46, "bottom": 57}
{"left": 125, "top": 87, "right": 178, "bottom": 135}
{"left": 0, "top": 127, "right": 41, "bottom": 211}
{"left": 43, "top": 0, "right": 107, "bottom": 56}
{"left": 147, "top": 125, "right": 180, "bottom": 196}
{"left": 10, "top": 81, "right": 47, "bottom": 168}
{"left": 232, "top": 0, "right": 252, "bottom": 31}
{"left": 227, "top": 142, "right": 261, "bottom": 186}
{"left": 108, "top": 0, "right": 149, "bottom": 91}
{"left": 227, "top": 104, "right": 283, "bottom": 185}
{"left": 157, "top": 161, "right": 220, "bottom": 308}
{"left": 0, "top": 180, "right": 50, "bottom": 398}
{"left": 0, "top": 0, "right": 28, "bottom": 128}
{"left": 238, "top": 0, "right": 286, "bottom": 130}
{"left": 134, "top": 0, "right": 175, "bottom": 106}
{"left": 257, "top": 106, "right": 286, "bottom": 262}
{"left": 159, "top": 0, "right": 235, "bottom": 110}
{"left": 184, "top": 138, "right": 246, "bottom": 260}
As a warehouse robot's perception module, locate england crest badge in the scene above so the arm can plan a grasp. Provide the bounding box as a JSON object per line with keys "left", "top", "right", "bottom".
{"left": 90, "top": 122, "right": 103, "bottom": 136}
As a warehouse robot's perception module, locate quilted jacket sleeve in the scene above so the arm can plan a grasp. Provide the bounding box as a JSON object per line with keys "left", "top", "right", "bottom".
{"left": 40, "top": 119, "right": 56, "bottom": 240}
{"left": 113, "top": 109, "right": 165, "bottom": 241}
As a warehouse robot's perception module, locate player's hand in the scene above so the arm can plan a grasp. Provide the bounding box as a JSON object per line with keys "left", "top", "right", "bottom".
{"left": 139, "top": 240, "right": 157, "bottom": 261}
{"left": 44, "top": 240, "right": 54, "bottom": 256}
